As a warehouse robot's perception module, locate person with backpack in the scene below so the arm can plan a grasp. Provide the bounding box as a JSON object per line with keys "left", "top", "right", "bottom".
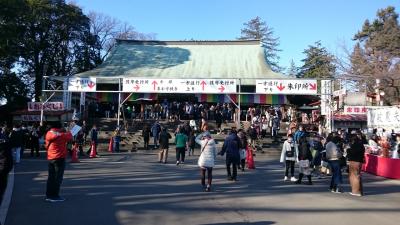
{"left": 196, "top": 131, "right": 217, "bottom": 192}
{"left": 280, "top": 134, "right": 298, "bottom": 182}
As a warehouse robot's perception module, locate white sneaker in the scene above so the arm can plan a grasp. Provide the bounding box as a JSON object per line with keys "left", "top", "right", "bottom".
{"left": 284, "top": 176, "right": 288, "bottom": 181}
{"left": 290, "top": 177, "right": 298, "bottom": 182}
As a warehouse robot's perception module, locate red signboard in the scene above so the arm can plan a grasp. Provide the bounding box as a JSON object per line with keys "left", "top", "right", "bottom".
{"left": 28, "top": 102, "right": 64, "bottom": 112}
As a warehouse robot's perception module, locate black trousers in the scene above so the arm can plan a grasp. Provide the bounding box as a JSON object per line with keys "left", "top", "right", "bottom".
{"left": 285, "top": 160, "right": 295, "bottom": 177}
{"left": 46, "top": 158, "right": 65, "bottom": 198}
{"left": 200, "top": 167, "right": 213, "bottom": 186}
{"left": 30, "top": 139, "right": 40, "bottom": 156}
{"left": 176, "top": 147, "right": 186, "bottom": 162}
{"left": 0, "top": 173, "right": 8, "bottom": 206}
{"left": 226, "top": 157, "right": 238, "bottom": 179}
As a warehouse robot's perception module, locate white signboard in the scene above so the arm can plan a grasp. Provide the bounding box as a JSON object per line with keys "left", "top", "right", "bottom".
{"left": 367, "top": 106, "right": 400, "bottom": 129}
{"left": 321, "top": 80, "right": 332, "bottom": 116}
{"left": 28, "top": 102, "right": 64, "bottom": 111}
{"left": 122, "top": 78, "right": 237, "bottom": 93}
{"left": 68, "top": 78, "right": 97, "bottom": 92}
{"left": 344, "top": 106, "right": 367, "bottom": 115}
{"left": 256, "top": 79, "right": 318, "bottom": 95}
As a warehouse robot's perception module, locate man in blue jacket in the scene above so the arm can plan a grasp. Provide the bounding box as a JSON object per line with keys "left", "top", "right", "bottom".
{"left": 219, "top": 128, "right": 241, "bottom": 181}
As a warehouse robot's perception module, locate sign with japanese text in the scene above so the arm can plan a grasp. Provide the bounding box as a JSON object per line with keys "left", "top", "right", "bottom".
{"left": 21, "top": 115, "right": 41, "bottom": 121}
{"left": 122, "top": 78, "right": 237, "bottom": 93}
{"left": 28, "top": 102, "right": 64, "bottom": 112}
{"left": 68, "top": 78, "right": 97, "bottom": 92}
{"left": 255, "top": 79, "right": 318, "bottom": 95}
{"left": 321, "top": 80, "right": 333, "bottom": 116}
{"left": 367, "top": 106, "right": 400, "bottom": 129}
{"left": 343, "top": 106, "right": 367, "bottom": 115}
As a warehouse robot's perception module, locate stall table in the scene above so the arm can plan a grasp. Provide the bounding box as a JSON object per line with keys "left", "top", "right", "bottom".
{"left": 362, "top": 153, "right": 400, "bottom": 179}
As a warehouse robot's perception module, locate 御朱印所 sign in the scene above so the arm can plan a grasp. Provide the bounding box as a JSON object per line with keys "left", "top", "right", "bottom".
{"left": 122, "top": 78, "right": 237, "bottom": 93}
{"left": 68, "top": 78, "right": 96, "bottom": 92}
{"left": 256, "top": 79, "right": 318, "bottom": 95}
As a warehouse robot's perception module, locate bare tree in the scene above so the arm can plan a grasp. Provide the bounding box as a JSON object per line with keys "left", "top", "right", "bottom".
{"left": 88, "top": 11, "right": 156, "bottom": 61}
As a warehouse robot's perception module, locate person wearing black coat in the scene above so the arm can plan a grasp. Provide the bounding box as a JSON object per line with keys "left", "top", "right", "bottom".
{"left": 142, "top": 124, "right": 151, "bottom": 150}
{"left": 347, "top": 133, "right": 365, "bottom": 196}
{"left": 295, "top": 136, "right": 313, "bottom": 185}
{"left": 0, "top": 129, "right": 13, "bottom": 207}
{"left": 219, "top": 129, "right": 241, "bottom": 181}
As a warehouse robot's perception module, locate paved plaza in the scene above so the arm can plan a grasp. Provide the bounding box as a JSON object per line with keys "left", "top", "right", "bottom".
{"left": 3, "top": 152, "right": 400, "bottom": 225}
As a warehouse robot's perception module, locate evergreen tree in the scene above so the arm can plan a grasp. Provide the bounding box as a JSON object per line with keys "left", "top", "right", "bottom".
{"left": 239, "top": 16, "right": 282, "bottom": 72}
{"left": 299, "top": 41, "right": 336, "bottom": 79}
{"left": 286, "top": 59, "right": 298, "bottom": 77}
{"left": 350, "top": 6, "right": 400, "bottom": 105}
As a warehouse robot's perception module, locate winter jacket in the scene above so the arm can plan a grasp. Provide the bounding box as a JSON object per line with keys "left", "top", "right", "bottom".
{"left": 293, "top": 130, "right": 306, "bottom": 144}
{"left": 220, "top": 133, "right": 241, "bottom": 162}
{"left": 298, "top": 142, "right": 313, "bottom": 161}
{"left": 45, "top": 128, "right": 73, "bottom": 160}
{"left": 9, "top": 129, "right": 24, "bottom": 148}
{"left": 196, "top": 134, "right": 217, "bottom": 168}
{"left": 347, "top": 140, "right": 365, "bottom": 163}
{"left": 159, "top": 131, "right": 172, "bottom": 149}
{"left": 325, "top": 141, "right": 342, "bottom": 161}
{"left": 175, "top": 133, "right": 188, "bottom": 148}
{"left": 280, "top": 140, "right": 298, "bottom": 162}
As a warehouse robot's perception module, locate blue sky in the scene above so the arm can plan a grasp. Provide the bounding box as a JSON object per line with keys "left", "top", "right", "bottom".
{"left": 74, "top": 0, "right": 400, "bottom": 71}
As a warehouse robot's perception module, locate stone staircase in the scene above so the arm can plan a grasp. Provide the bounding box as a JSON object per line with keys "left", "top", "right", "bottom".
{"left": 91, "top": 118, "right": 287, "bottom": 154}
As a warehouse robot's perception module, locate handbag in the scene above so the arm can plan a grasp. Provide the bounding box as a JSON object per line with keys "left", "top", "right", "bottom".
{"left": 298, "top": 160, "right": 310, "bottom": 168}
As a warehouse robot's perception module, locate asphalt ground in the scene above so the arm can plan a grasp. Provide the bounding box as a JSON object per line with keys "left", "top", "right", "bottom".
{"left": 4, "top": 152, "right": 400, "bottom": 225}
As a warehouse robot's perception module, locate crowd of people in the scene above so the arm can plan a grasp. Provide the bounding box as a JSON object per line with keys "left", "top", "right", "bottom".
{"left": 1, "top": 102, "right": 399, "bottom": 203}
{"left": 280, "top": 124, "right": 400, "bottom": 197}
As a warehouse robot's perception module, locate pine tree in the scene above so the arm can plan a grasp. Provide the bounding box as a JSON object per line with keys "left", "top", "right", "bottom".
{"left": 299, "top": 41, "right": 336, "bottom": 79}
{"left": 286, "top": 59, "right": 298, "bottom": 77}
{"left": 350, "top": 6, "right": 400, "bottom": 105}
{"left": 239, "top": 16, "right": 282, "bottom": 72}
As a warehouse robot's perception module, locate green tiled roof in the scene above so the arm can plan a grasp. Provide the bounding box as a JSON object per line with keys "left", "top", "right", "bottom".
{"left": 74, "top": 39, "right": 287, "bottom": 85}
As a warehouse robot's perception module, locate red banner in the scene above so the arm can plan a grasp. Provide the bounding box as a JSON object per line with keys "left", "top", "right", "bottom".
{"left": 362, "top": 154, "right": 400, "bottom": 179}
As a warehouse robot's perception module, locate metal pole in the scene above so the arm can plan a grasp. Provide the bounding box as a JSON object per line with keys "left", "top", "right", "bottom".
{"left": 237, "top": 78, "right": 241, "bottom": 129}
{"left": 117, "top": 78, "right": 121, "bottom": 128}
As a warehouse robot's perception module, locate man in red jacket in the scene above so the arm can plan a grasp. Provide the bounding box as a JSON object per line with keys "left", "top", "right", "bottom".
{"left": 45, "top": 122, "right": 72, "bottom": 202}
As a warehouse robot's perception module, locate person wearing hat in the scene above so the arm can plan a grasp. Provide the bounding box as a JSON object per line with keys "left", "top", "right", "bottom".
{"left": 196, "top": 131, "right": 217, "bottom": 192}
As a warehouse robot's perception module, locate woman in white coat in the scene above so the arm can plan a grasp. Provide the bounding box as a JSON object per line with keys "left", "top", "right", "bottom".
{"left": 196, "top": 131, "right": 217, "bottom": 192}
{"left": 280, "top": 134, "right": 298, "bottom": 182}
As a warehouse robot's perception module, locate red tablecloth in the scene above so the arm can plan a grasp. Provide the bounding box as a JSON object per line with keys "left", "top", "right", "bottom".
{"left": 362, "top": 153, "right": 400, "bottom": 179}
